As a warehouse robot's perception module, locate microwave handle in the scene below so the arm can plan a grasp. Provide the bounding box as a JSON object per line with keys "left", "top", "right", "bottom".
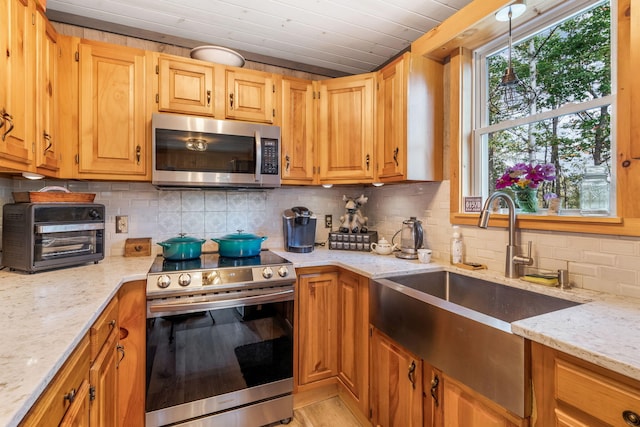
{"left": 255, "top": 131, "right": 261, "bottom": 182}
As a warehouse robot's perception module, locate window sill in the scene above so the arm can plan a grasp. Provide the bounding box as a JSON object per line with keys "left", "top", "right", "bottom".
{"left": 449, "top": 212, "right": 640, "bottom": 236}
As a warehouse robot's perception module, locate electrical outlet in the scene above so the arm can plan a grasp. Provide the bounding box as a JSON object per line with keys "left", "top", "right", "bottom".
{"left": 116, "top": 215, "right": 128, "bottom": 233}
{"left": 325, "top": 214, "right": 332, "bottom": 229}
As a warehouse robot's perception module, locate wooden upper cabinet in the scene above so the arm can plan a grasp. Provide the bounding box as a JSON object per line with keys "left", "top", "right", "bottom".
{"left": 226, "top": 68, "right": 275, "bottom": 123}
{"left": 34, "top": 7, "right": 60, "bottom": 175}
{"left": 78, "top": 40, "right": 147, "bottom": 179}
{"left": 0, "top": 0, "right": 33, "bottom": 171}
{"left": 280, "top": 76, "right": 316, "bottom": 184}
{"left": 317, "top": 73, "right": 375, "bottom": 184}
{"left": 376, "top": 52, "right": 443, "bottom": 183}
{"left": 157, "top": 55, "right": 215, "bottom": 116}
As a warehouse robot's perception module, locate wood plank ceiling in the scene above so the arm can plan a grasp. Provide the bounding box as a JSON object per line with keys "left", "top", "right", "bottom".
{"left": 45, "top": 0, "right": 473, "bottom": 77}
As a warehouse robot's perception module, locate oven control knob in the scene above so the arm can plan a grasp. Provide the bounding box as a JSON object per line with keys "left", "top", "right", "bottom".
{"left": 278, "top": 266, "right": 289, "bottom": 277}
{"left": 157, "top": 275, "right": 171, "bottom": 288}
{"left": 202, "top": 271, "right": 220, "bottom": 285}
{"left": 178, "top": 273, "right": 191, "bottom": 287}
{"left": 262, "top": 267, "right": 274, "bottom": 279}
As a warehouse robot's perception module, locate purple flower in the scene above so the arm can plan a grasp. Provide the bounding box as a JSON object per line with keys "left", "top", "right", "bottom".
{"left": 495, "top": 162, "right": 555, "bottom": 190}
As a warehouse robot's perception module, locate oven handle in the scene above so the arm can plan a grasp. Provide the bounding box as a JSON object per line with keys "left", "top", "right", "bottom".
{"left": 35, "top": 223, "right": 105, "bottom": 234}
{"left": 148, "top": 288, "right": 294, "bottom": 314}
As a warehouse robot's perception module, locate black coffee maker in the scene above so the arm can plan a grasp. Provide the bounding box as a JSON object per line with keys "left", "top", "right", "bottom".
{"left": 283, "top": 207, "right": 317, "bottom": 253}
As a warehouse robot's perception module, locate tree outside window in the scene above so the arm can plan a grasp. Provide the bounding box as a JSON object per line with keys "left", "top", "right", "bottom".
{"left": 477, "top": 1, "right": 612, "bottom": 212}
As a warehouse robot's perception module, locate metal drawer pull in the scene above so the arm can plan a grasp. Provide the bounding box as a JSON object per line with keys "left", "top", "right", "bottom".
{"left": 63, "top": 388, "right": 77, "bottom": 403}
{"left": 430, "top": 375, "right": 439, "bottom": 406}
{"left": 623, "top": 410, "right": 640, "bottom": 426}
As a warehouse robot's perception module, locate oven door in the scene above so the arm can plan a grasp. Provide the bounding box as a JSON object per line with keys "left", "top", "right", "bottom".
{"left": 34, "top": 223, "right": 104, "bottom": 269}
{"left": 145, "top": 286, "right": 294, "bottom": 427}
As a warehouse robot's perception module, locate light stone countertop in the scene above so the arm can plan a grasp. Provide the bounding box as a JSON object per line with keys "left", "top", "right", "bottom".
{"left": 1, "top": 248, "right": 639, "bottom": 426}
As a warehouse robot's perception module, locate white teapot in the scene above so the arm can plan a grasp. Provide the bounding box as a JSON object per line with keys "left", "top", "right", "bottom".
{"left": 370, "top": 237, "right": 398, "bottom": 255}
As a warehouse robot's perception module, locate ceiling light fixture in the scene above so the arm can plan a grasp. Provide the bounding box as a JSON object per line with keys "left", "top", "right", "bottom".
{"left": 494, "top": 1, "right": 528, "bottom": 112}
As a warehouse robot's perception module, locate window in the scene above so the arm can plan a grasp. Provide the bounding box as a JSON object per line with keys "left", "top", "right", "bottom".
{"left": 473, "top": 0, "right": 614, "bottom": 215}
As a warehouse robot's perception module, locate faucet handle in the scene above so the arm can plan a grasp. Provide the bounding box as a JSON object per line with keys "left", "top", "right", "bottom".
{"left": 526, "top": 240, "right": 532, "bottom": 259}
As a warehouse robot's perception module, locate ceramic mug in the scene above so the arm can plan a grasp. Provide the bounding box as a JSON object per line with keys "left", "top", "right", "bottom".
{"left": 417, "top": 248, "right": 432, "bottom": 264}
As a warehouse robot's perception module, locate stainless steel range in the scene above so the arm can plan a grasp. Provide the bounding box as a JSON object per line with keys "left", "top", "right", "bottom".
{"left": 145, "top": 250, "right": 296, "bottom": 427}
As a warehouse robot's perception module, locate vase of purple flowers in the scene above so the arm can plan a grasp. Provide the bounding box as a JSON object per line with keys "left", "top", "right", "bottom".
{"left": 495, "top": 163, "right": 556, "bottom": 213}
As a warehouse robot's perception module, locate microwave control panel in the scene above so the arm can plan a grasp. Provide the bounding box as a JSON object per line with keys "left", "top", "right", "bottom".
{"left": 261, "top": 139, "right": 279, "bottom": 175}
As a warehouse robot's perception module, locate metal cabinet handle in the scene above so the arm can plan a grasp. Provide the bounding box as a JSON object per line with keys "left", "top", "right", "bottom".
{"left": 430, "top": 375, "right": 440, "bottom": 406}
{"left": 64, "top": 388, "right": 77, "bottom": 403}
{"left": 2, "top": 110, "right": 14, "bottom": 141}
{"left": 393, "top": 147, "right": 399, "bottom": 166}
{"left": 207, "top": 90, "right": 211, "bottom": 106}
{"left": 408, "top": 360, "right": 416, "bottom": 389}
{"left": 366, "top": 154, "right": 370, "bottom": 171}
{"left": 116, "top": 344, "right": 125, "bottom": 367}
{"left": 43, "top": 132, "right": 52, "bottom": 155}
{"left": 229, "top": 93, "right": 234, "bottom": 109}
{"left": 285, "top": 154, "right": 290, "bottom": 172}
{"left": 623, "top": 410, "right": 640, "bottom": 426}
{"left": 109, "top": 319, "right": 116, "bottom": 328}
{"left": 135, "top": 145, "right": 141, "bottom": 165}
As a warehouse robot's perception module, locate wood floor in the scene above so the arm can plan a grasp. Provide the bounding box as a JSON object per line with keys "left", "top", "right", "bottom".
{"left": 285, "top": 397, "right": 365, "bottom": 427}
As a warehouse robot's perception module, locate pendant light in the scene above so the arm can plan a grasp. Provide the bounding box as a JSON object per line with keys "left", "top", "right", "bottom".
{"left": 495, "top": 1, "right": 528, "bottom": 112}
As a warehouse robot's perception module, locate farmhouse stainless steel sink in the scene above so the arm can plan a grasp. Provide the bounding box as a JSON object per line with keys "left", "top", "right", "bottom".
{"left": 370, "top": 271, "right": 582, "bottom": 418}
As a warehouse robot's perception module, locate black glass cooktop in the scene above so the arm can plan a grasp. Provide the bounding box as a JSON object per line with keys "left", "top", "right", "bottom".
{"left": 149, "top": 249, "right": 291, "bottom": 274}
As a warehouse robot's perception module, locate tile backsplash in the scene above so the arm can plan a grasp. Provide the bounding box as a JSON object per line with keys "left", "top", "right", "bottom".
{"left": 3, "top": 177, "right": 640, "bottom": 299}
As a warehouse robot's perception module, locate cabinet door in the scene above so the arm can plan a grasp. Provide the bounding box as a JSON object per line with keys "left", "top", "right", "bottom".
{"left": 281, "top": 77, "right": 315, "bottom": 184}
{"left": 338, "top": 270, "right": 368, "bottom": 412}
{"left": 226, "top": 68, "right": 275, "bottom": 123}
{"left": 370, "top": 327, "right": 422, "bottom": 427}
{"left": 117, "top": 280, "right": 146, "bottom": 427}
{"left": 59, "top": 379, "right": 90, "bottom": 427}
{"left": 377, "top": 56, "right": 405, "bottom": 181}
{"left": 297, "top": 271, "right": 339, "bottom": 385}
{"left": 0, "top": 0, "right": 33, "bottom": 170}
{"left": 89, "top": 328, "right": 119, "bottom": 427}
{"left": 157, "top": 55, "right": 215, "bottom": 116}
{"left": 443, "top": 376, "right": 520, "bottom": 427}
{"left": 78, "top": 41, "right": 147, "bottom": 178}
{"left": 317, "top": 73, "right": 375, "bottom": 183}
{"left": 34, "top": 9, "right": 59, "bottom": 174}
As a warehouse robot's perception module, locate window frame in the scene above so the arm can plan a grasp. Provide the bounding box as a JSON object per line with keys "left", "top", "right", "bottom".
{"left": 471, "top": 0, "right": 617, "bottom": 213}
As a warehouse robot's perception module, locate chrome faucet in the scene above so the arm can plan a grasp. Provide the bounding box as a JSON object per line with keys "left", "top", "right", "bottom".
{"left": 478, "top": 191, "right": 533, "bottom": 278}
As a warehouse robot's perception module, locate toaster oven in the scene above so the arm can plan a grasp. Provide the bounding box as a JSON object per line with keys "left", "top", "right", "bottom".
{"left": 2, "top": 203, "right": 105, "bottom": 272}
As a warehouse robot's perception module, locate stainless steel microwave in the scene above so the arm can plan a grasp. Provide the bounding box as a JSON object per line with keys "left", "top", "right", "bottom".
{"left": 152, "top": 113, "right": 281, "bottom": 189}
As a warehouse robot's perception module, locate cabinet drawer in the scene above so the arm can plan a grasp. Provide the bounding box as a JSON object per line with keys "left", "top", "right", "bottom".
{"left": 90, "top": 296, "right": 118, "bottom": 361}
{"left": 556, "top": 358, "right": 640, "bottom": 425}
{"left": 19, "top": 335, "right": 90, "bottom": 427}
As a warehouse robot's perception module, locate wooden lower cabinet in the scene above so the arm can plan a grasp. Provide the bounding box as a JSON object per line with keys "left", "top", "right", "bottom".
{"left": 19, "top": 336, "right": 91, "bottom": 427}
{"left": 369, "top": 327, "right": 423, "bottom": 427}
{"left": 337, "top": 270, "right": 369, "bottom": 413}
{"left": 19, "top": 280, "right": 146, "bottom": 427}
{"left": 297, "top": 268, "right": 339, "bottom": 385}
{"left": 532, "top": 341, "right": 640, "bottom": 427}
{"left": 442, "top": 376, "right": 524, "bottom": 427}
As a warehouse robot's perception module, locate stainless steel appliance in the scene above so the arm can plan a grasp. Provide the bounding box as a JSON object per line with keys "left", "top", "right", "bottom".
{"left": 393, "top": 216, "right": 424, "bottom": 260}
{"left": 152, "top": 112, "right": 281, "bottom": 189}
{"left": 282, "top": 207, "right": 316, "bottom": 253}
{"left": 145, "top": 250, "right": 295, "bottom": 427}
{"left": 2, "top": 203, "right": 105, "bottom": 272}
